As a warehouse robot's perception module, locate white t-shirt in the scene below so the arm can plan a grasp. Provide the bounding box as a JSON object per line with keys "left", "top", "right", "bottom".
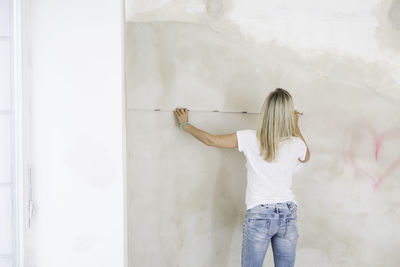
{"left": 236, "top": 129, "right": 307, "bottom": 210}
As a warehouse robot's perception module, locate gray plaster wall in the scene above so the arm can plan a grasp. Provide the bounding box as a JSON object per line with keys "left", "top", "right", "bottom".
{"left": 125, "top": 1, "right": 400, "bottom": 266}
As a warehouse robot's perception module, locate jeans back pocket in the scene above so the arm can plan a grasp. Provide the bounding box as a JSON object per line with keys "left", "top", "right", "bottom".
{"left": 246, "top": 214, "right": 272, "bottom": 241}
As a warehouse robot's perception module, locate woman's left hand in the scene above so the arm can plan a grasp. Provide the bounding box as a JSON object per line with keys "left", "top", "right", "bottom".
{"left": 174, "top": 108, "right": 189, "bottom": 126}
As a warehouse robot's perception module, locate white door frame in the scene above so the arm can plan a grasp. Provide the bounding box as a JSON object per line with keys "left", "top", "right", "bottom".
{"left": 13, "top": 0, "right": 29, "bottom": 266}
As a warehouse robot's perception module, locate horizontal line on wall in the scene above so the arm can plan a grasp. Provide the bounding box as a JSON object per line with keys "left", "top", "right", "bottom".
{"left": 127, "top": 107, "right": 260, "bottom": 114}
{"left": 127, "top": 107, "right": 304, "bottom": 116}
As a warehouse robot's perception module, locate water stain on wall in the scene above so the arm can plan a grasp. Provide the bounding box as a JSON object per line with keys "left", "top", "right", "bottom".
{"left": 388, "top": 0, "right": 400, "bottom": 29}
{"left": 205, "top": 0, "right": 224, "bottom": 19}
{"left": 373, "top": 0, "right": 400, "bottom": 52}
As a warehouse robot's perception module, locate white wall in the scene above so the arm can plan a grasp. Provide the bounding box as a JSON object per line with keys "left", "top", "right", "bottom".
{"left": 24, "top": 0, "right": 126, "bottom": 266}
{"left": 125, "top": 0, "right": 400, "bottom": 266}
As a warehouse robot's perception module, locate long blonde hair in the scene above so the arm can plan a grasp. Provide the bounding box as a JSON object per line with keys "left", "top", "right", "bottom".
{"left": 256, "top": 88, "right": 299, "bottom": 162}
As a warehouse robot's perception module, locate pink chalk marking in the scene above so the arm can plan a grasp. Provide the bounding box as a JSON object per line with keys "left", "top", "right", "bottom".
{"left": 344, "top": 122, "right": 400, "bottom": 191}
{"left": 373, "top": 157, "right": 400, "bottom": 191}
{"left": 375, "top": 137, "right": 382, "bottom": 161}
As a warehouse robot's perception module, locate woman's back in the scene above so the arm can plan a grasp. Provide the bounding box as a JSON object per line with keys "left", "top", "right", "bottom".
{"left": 237, "top": 129, "right": 307, "bottom": 210}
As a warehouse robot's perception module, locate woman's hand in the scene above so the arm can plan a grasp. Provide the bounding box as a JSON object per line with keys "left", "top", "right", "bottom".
{"left": 174, "top": 108, "right": 189, "bottom": 126}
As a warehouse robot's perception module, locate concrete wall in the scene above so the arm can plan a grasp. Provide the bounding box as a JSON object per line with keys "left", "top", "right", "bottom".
{"left": 125, "top": 1, "right": 400, "bottom": 266}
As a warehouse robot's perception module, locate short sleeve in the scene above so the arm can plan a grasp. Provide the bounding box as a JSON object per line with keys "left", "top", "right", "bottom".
{"left": 236, "top": 129, "right": 253, "bottom": 153}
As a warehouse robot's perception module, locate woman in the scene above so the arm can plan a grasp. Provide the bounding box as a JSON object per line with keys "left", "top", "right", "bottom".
{"left": 174, "top": 88, "right": 310, "bottom": 267}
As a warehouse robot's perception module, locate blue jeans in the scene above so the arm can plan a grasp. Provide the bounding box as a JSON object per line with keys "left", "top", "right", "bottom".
{"left": 241, "top": 201, "right": 299, "bottom": 267}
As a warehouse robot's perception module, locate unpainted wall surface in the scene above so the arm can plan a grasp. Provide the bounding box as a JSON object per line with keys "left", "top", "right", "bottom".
{"left": 126, "top": 1, "right": 400, "bottom": 266}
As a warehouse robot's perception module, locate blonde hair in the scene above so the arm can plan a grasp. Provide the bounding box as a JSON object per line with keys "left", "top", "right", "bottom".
{"left": 256, "top": 88, "right": 299, "bottom": 162}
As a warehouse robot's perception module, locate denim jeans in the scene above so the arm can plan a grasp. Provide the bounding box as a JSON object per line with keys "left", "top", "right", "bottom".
{"left": 241, "top": 201, "right": 299, "bottom": 267}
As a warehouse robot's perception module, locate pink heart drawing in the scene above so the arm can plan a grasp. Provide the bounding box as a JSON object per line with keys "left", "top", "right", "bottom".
{"left": 344, "top": 122, "right": 400, "bottom": 191}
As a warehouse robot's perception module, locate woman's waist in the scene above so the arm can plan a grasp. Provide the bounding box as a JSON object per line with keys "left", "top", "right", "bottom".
{"left": 246, "top": 200, "right": 297, "bottom": 214}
